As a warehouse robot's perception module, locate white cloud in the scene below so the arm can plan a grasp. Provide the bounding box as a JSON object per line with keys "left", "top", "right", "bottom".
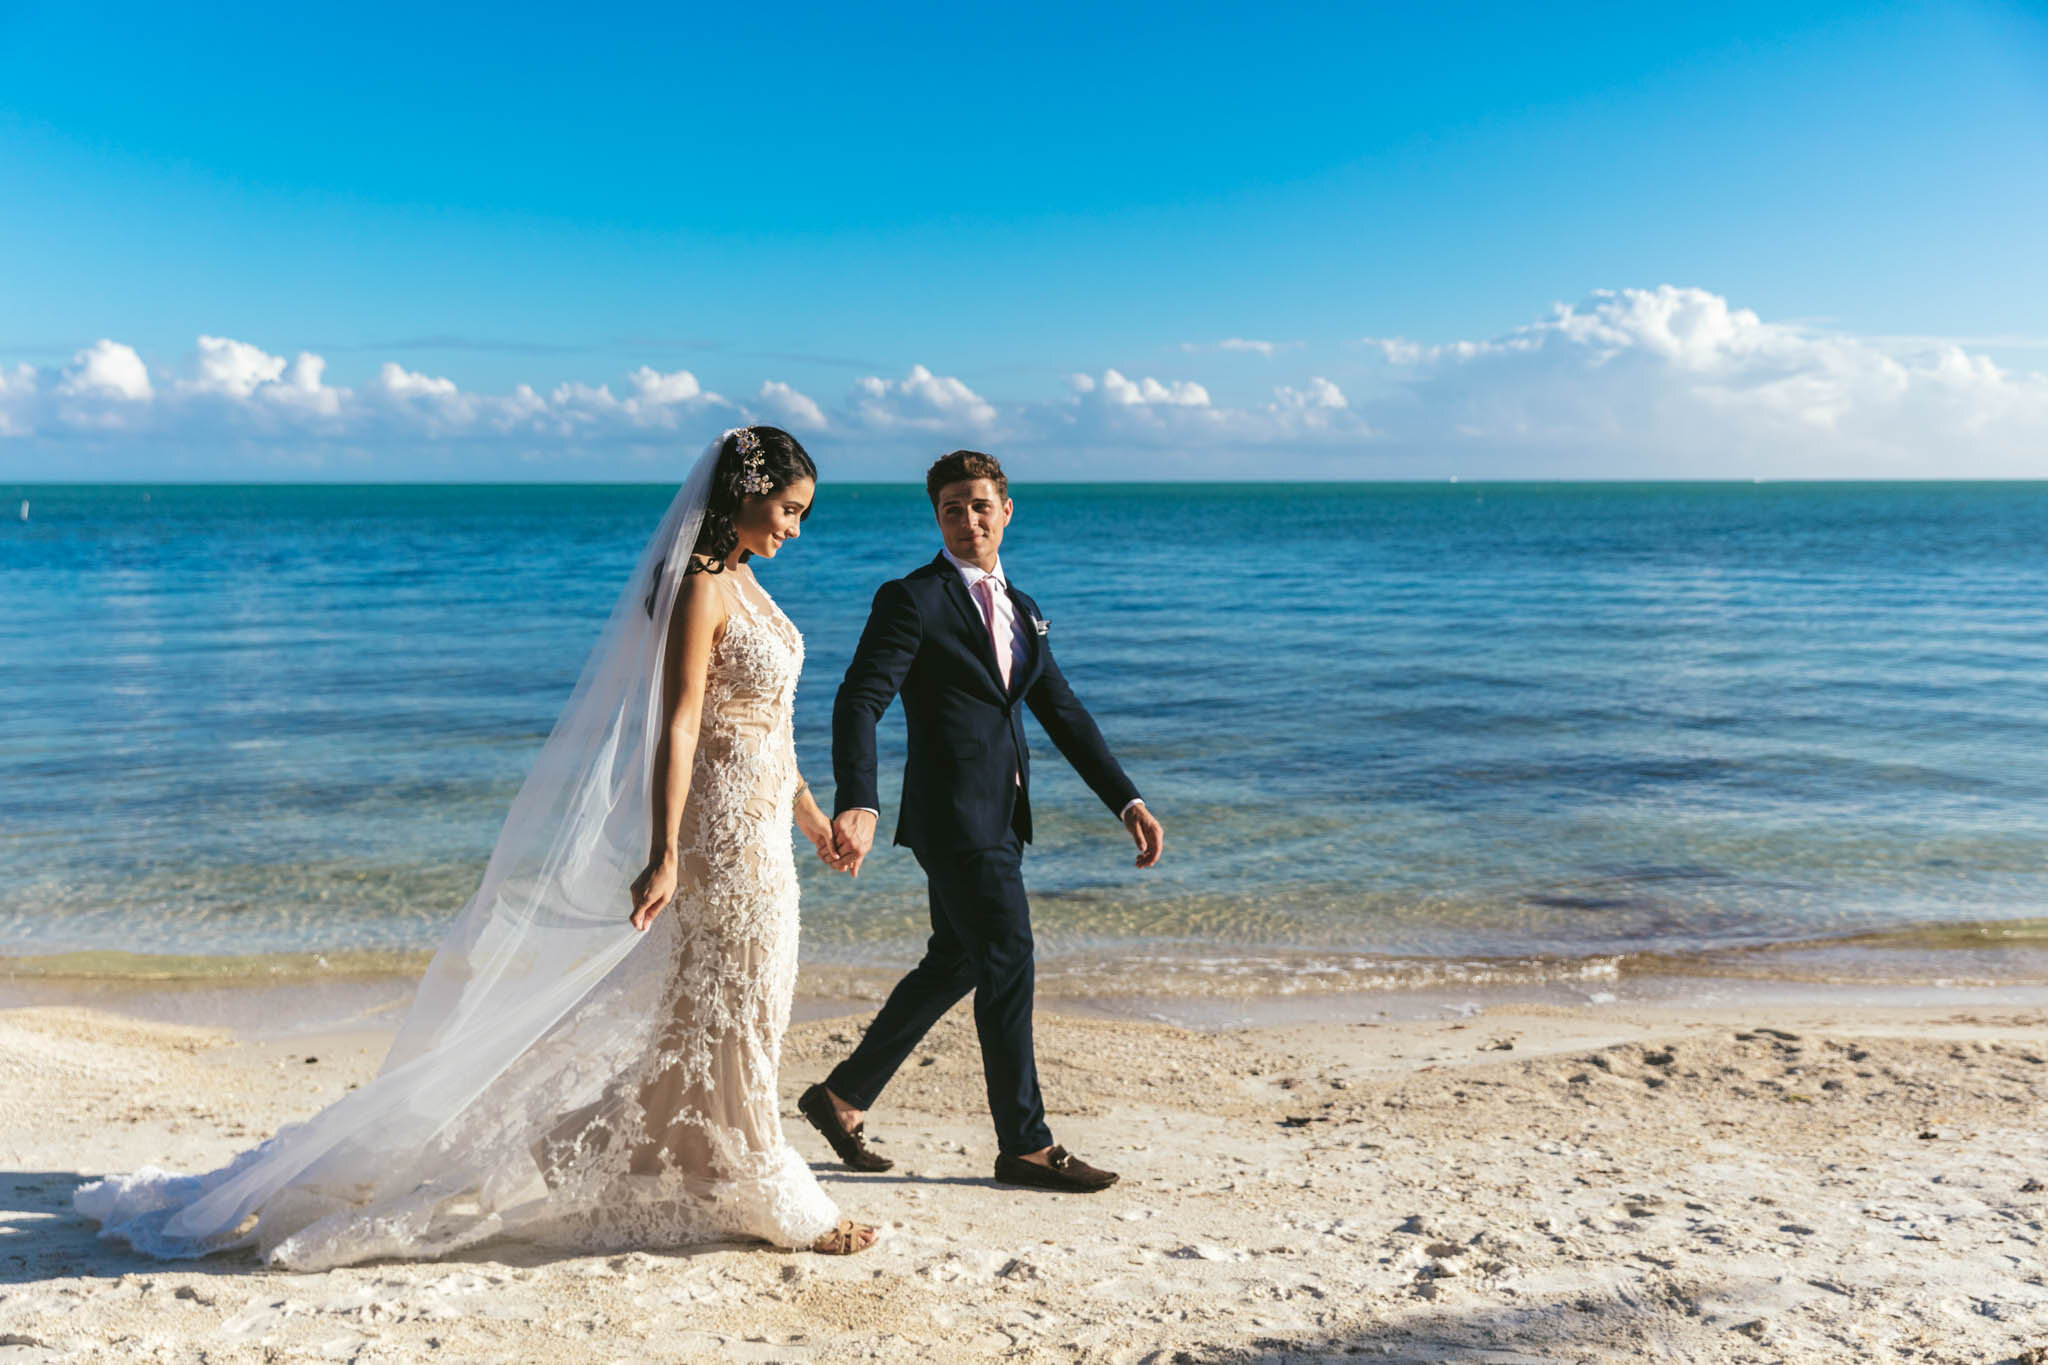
{"left": 371, "top": 361, "right": 481, "bottom": 437}
{"left": 619, "top": 366, "right": 724, "bottom": 429}
{"left": 271, "top": 352, "right": 343, "bottom": 416}
{"left": 0, "top": 363, "right": 37, "bottom": 437}
{"left": 1260, "top": 376, "right": 1361, "bottom": 439}
{"left": 547, "top": 379, "right": 613, "bottom": 407}
{"left": 502, "top": 383, "right": 547, "bottom": 424}
{"left": 44, "top": 340, "right": 159, "bottom": 432}
{"left": 626, "top": 366, "right": 703, "bottom": 406}
{"left": 756, "top": 380, "right": 828, "bottom": 431}
{"left": 1097, "top": 369, "right": 1211, "bottom": 408}
{"left": 1043, "top": 365, "right": 1373, "bottom": 450}
{"left": 1180, "top": 338, "right": 1298, "bottom": 356}
{"left": 155, "top": 337, "right": 349, "bottom": 424}
{"left": 59, "top": 339, "right": 154, "bottom": 401}
{"left": 377, "top": 361, "right": 460, "bottom": 400}
{"left": 1366, "top": 286, "right": 2048, "bottom": 475}
{"left": 1050, "top": 367, "right": 1313, "bottom": 450}
{"left": 5, "top": 297, "right": 2043, "bottom": 478}
{"left": 186, "top": 335, "right": 285, "bottom": 398}
{"left": 848, "top": 364, "right": 997, "bottom": 432}
{"left": 1275, "top": 376, "right": 1347, "bottom": 410}
{"left": 535, "top": 369, "right": 726, "bottom": 436}
{"left": 1364, "top": 337, "right": 1426, "bottom": 365}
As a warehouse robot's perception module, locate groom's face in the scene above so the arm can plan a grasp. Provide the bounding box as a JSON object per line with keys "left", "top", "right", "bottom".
{"left": 934, "top": 479, "right": 1013, "bottom": 565}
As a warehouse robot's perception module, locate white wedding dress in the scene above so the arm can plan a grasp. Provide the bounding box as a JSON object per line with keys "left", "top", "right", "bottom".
{"left": 528, "top": 566, "right": 839, "bottom": 1255}
{"left": 76, "top": 440, "right": 842, "bottom": 1269}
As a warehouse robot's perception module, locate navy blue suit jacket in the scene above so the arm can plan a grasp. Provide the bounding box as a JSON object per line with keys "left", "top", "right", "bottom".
{"left": 832, "top": 553, "right": 1141, "bottom": 855}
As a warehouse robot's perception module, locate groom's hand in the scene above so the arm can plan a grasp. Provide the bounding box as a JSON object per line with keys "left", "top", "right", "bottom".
{"left": 1123, "top": 802, "right": 1165, "bottom": 869}
{"left": 832, "top": 809, "right": 877, "bottom": 878}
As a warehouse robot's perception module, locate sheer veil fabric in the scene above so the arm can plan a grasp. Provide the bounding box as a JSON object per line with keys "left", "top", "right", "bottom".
{"left": 76, "top": 434, "right": 841, "bottom": 1267}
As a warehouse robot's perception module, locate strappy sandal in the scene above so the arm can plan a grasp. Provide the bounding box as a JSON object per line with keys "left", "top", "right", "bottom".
{"left": 811, "top": 1218, "right": 879, "bottom": 1255}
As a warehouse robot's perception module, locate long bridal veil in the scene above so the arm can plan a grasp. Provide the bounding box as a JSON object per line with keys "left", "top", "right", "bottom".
{"left": 78, "top": 438, "right": 732, "bottom": 1268}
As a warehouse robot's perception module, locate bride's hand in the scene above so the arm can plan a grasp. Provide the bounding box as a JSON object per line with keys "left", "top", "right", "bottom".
{"left": 807, "top": 825, "right": 851, "bottom": 873}
{"left": 796, "top": 791, "right": 856, "bottom": 875}
{"left": 629, "top": 855, "right": 678, "bottom": 931}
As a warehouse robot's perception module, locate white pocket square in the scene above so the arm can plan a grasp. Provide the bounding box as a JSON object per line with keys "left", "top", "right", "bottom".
{"left": 1031, "top": 616, "right": 1050, "bottom": 636}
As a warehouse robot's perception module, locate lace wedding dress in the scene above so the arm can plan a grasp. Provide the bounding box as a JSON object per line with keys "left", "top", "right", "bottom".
{"left": 529, "top": 566, "right": 840, "bottom": 1256}
{"left": 76, "top": 441, "right": 842, "bottom": 1269}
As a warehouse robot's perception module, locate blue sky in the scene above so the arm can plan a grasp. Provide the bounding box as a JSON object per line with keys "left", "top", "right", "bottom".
{"left": 3, "top": 1, "right": 2045, "bottom": 479}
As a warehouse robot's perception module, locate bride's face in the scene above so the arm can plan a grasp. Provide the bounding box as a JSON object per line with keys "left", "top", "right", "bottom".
{"left": 733, "top": 477, "right": 815, "bottom": 561}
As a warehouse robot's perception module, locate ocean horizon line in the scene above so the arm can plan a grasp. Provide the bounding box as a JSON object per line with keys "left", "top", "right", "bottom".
{"left": 8, "top": 476, "right": 2048, "bottom": 491}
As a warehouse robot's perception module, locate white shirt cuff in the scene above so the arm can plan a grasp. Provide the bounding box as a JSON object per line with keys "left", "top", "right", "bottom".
{"left": 848, "top": 807, "right": 879, "bottom": 817}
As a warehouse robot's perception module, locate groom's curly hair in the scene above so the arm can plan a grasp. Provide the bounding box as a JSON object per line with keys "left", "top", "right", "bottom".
{"left": 926, "top": 450, "right": 1008, "bottom": 505}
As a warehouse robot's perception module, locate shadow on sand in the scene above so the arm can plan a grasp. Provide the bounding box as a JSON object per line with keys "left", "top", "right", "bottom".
{"left": 1136, "top": 1289, "right": 2044, "bottom": 1365}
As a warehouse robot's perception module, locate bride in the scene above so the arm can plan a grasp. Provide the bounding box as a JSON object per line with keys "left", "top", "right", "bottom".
{"left": 76, "top": 426, "right": 880, "bottom": 1266}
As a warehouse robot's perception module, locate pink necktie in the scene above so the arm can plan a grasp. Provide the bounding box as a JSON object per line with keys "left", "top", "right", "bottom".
{"left": 973, "top": 576, "right": 1013, "bottom": 691}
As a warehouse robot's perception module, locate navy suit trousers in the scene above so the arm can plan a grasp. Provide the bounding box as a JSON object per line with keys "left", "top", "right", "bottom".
{"left": 824, "top": 835, "right": 1053, "bottom": 1155}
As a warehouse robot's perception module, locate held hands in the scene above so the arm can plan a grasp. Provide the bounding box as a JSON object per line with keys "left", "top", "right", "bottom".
{"left": 629, "top": 854, "right": 678, "bottom": 931}
{"left": 1123, "top": 802, "right": 1165, "bottom": 869}
{"left": 830, "top": 809, "right": 877, "bottom": 878}
{"left": 798, "top": 792, "right": 859, "bottom": 876}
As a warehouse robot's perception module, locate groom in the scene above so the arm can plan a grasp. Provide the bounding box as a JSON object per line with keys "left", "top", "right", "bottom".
{"left": 800, "top": 450, "right": 1165, "bottom": 1193}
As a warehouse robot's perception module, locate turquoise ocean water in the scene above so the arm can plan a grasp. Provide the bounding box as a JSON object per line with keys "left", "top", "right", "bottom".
{"left": 3, "top": 481, "right": 2045, "bottom": 995}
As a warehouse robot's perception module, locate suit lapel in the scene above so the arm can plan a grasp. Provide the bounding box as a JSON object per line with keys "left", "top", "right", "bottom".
{"left": 1005, "top": 583, "right": 1043, "bottom": 697}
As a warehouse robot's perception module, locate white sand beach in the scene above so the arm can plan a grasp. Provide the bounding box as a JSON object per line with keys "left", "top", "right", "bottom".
{"left": 3, "top": 991, "right": 2046, "bottom": 1363}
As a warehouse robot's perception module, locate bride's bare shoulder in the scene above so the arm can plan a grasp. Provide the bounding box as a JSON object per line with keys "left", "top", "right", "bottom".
{"left": 666, "top": 563, "right": 731, "bottom": 639}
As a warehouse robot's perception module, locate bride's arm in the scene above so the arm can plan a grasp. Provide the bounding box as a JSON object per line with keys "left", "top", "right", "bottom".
{"left": 629, "top": 570, "right": 727, "bottom": 931}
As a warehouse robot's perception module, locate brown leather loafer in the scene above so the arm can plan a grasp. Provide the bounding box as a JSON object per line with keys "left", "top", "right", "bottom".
{"left": 797, "top": 1084, "right": 894, "bottom": 1172}
{"left": 992, "top": 1145, "right": 1119, "bottom": 1192}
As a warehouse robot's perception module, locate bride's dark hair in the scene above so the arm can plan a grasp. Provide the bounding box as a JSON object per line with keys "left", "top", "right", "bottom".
{"left": 645, "top": 426, "right": 818, "bottom": 615}
{"left": 687, "top": 425, "right": 817, "bottom": 575}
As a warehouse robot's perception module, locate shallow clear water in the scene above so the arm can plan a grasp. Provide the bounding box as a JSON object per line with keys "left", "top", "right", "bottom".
{"left": 4, "top": 480, "right": 2045, "bottom": 989}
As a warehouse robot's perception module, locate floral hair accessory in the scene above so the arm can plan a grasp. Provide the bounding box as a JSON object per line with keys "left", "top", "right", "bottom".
{"left": 734, "top": 428, "right": 774, "bottom": 495}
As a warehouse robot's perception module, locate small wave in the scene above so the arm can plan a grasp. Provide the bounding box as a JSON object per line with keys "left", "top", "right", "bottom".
{"left": 0, "top": 948, "right": 434, "bottom": 983}
{"left": 1806, "top": 916, "right": 2048, "bottom": 949}
{"left": 7, "top": 915, "right": 2046, "bottom": 998}
{"left": 1590, "top": 915, "right": 2048, "bottom": 988}
{"left": 1032, "top": 950, "right": 1630, "bottom": 997}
